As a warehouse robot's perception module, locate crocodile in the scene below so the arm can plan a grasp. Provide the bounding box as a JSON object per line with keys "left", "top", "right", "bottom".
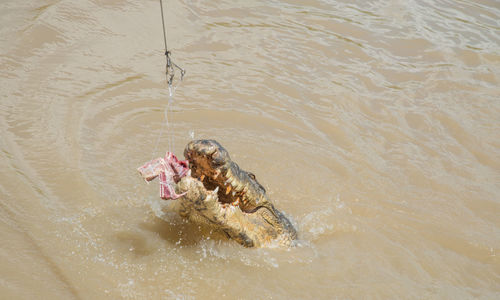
{"left": 138, "top": 140, "right": 297, "bottom": 247}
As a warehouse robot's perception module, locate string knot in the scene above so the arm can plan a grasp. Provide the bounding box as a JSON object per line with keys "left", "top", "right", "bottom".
{"left": 160, "top": 0, "right": 185, "bottom": 87}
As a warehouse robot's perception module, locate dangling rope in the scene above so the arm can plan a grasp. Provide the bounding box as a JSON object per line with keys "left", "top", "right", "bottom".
{"left": 150, "top": 0, "right": 186, "bottom": 159}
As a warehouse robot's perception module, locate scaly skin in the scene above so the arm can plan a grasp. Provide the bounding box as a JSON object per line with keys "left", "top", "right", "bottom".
{"left": 175, "top": 140, "right": 297, "bottom": 247}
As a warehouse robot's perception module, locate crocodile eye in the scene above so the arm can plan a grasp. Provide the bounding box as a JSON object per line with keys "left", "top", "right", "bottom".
{"left": 247, "top": 172, "right": 256, "bottom": 180}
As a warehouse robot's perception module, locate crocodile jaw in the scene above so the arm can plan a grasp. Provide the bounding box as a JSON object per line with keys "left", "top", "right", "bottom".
{"left": 183, "top": 140, "right": 268, "bottom": 212}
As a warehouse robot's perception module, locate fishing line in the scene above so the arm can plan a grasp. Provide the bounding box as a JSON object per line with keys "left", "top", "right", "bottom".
{"left": 138, "top": 0, "right": 187, "bottom": 208}
{"left": 150, "top": 0, "right": 185, "bottom": 160}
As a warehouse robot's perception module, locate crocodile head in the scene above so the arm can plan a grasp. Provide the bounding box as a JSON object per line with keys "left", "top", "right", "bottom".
{"left": 138, "top": 139, "right": 297, "bottom": 247}
{"left": 184, "top": 139, "right": 270, "bottom": 213}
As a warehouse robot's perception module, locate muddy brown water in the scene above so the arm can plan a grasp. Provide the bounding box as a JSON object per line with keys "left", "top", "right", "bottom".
{"left": 1, "top": 0, "right": 499, "bottom": 299}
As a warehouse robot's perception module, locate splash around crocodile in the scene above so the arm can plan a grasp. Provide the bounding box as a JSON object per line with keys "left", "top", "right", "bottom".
{"left": 138, "top": 140, "right": 297, "bottom": 247}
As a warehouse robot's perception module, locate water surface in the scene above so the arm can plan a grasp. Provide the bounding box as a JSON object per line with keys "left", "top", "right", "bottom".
{"left": 1, "top": 0, "right": 499, "bottom": 298}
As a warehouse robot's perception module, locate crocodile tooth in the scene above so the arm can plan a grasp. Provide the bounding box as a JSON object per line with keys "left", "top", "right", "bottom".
{"left": 232, "top": 191, "right": 236, "bottom": 196}
{"left": 225, "top": 185, "right": 232, "bottom": 195}
{"left": 225, "top": 168, "right": 232, "bottom": 179}
{"left": 225, "top": 175, "right": 234, "bottom": 184}
{"left": 242, "top": 185, "right": 248, "bottom": 194}
{"left": 231, "top": 179, "right": 238, "bottom": 188}
{"left": 200, "top": 174, "right": 205, "bottom": 182}
{"left": 213, "top": 186, "right": 219, "bottom": 194}
{"left": 235, "top": 182, "right": 244, "bottom": 192}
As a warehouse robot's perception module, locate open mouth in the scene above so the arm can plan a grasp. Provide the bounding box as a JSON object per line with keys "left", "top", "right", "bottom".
{"left": 138, "top": 140, "right": 267, "bottom": 212}
{"left": 184, "top": 140, "right": 266, "bottom": 212}
{"left": 185, "top": 140, "right": 247, "bottom": 208}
